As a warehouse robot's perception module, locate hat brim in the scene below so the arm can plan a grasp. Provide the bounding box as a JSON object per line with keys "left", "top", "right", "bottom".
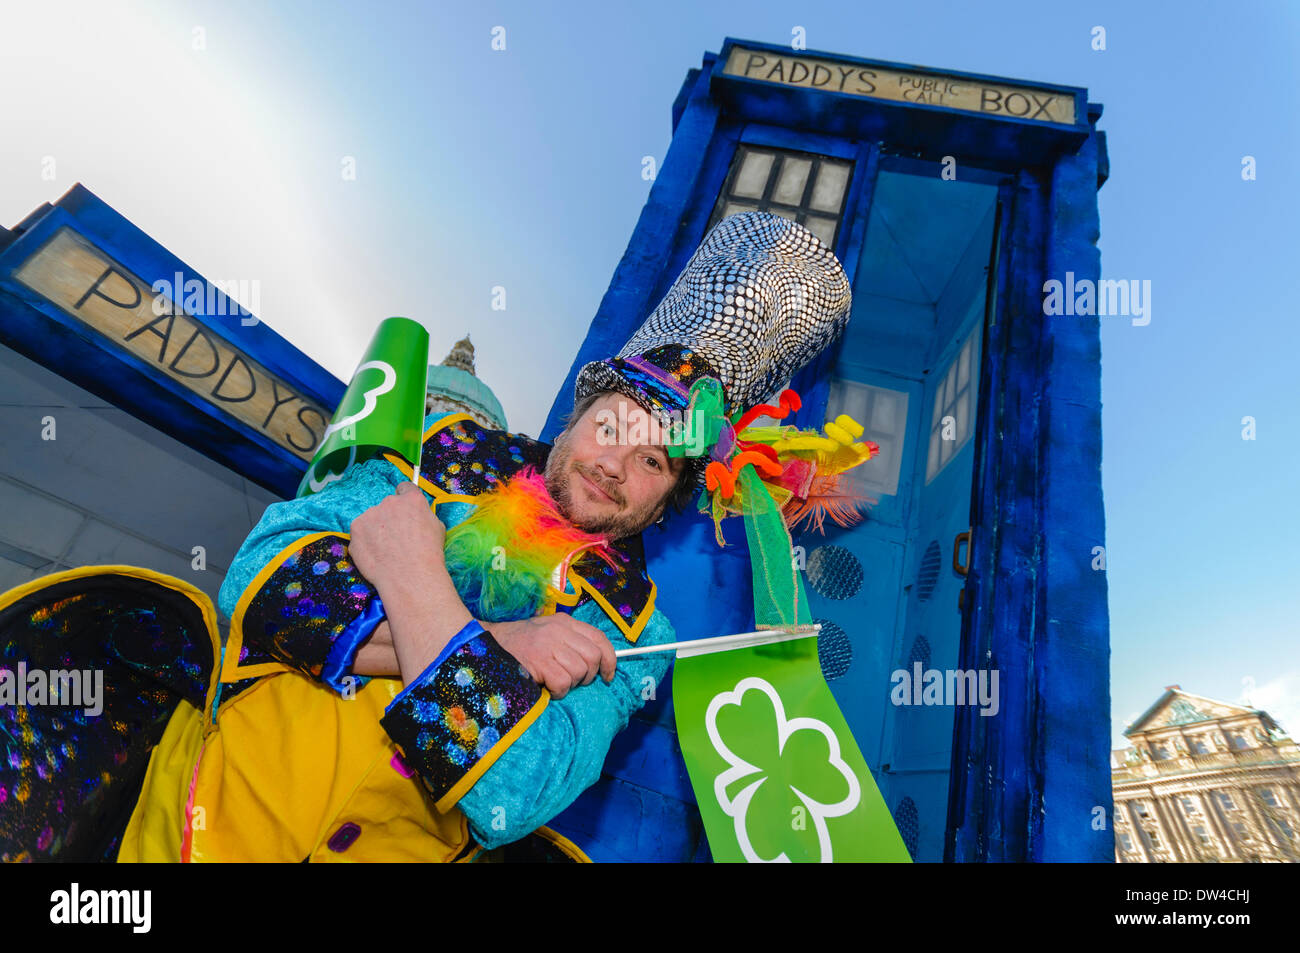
{"left": 573, "top": 360, "right": 709, "bottom": 488}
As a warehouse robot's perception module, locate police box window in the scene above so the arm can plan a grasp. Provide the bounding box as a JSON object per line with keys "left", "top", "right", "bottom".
{"left": 707, "top": 146, "right": 853, "bottom": 249}
{"left": 925, "top": 330, "right": 981, "bottom": 484}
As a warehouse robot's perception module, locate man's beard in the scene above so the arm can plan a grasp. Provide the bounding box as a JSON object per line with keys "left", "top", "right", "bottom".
{"left": 543, "top": 437, "right": 661, "bottom": 539}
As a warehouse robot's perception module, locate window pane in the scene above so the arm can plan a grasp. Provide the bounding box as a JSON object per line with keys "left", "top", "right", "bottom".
{"left": 810, "top": 161, "right": 850, "bottom": 212}
{"left": 802, "top": 214, "right": 837, "bottom": 246}
{"left": 723, "top": 201, "right": 760, "bottom": 218}
{"left": 773, "top": 157, "right": 812, "bottom": 204}
{"left": 733, "top": 150, "right": 774, "bottom": 199}
{"left": 957, "top": 338, "right": 971, "bottom": 389}
{"left": 872, "top": 391, "right": 896, "bottom": 433}
{"left": 827, "top": 378, "right": 906, "bottom": 496}
{"left": 849, "top": 383, "right": 870, "bottom": 422}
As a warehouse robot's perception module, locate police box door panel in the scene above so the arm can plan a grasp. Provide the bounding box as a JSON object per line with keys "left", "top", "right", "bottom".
{"left": 809, "top": 167, "right": 998, "bottom": 861}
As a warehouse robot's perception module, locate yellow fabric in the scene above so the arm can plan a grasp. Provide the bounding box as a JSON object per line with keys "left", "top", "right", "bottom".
{"left": 122, "top": 673, "right": 473, "bottom": 862}
{"left": 118, "top": 698, "right": 206, "bottom": 862}
{"left": 535, "top": 825, "right": 593, "bottom": 862}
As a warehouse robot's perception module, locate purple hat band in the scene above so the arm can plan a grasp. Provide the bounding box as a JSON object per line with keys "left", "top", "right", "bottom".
{"left": 624, "top": 355, "right": 736, "bottom": 464}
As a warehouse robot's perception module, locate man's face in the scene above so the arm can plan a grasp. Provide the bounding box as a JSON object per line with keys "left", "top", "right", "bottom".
{"left": 544, "top": 392, "right": 686, "bottom": 539}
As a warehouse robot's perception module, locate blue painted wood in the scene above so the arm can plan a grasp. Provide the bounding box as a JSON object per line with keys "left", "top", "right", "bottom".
{"left": 600, "top": 718, "right": 697, "bottom": 806}
{"left": 946, "top": 174, "right": 1043, "bottom": 862}
{"left": 549, "top": 776, "right": 705, "bottom": 863}
{"left": 1036, "top": 126, "right": 1112, "bottom": 863}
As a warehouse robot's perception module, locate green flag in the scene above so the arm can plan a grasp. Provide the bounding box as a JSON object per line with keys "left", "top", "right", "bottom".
{"left": 297, "top": 316, "right": 430, "bottom": 498}
{"left": 672, "top": 632, "right": 912, "bottom": 863}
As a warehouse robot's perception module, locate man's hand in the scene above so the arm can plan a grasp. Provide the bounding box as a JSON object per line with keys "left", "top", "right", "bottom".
{"left": 486, "top": 615, "right": 617, "bottom": 699}
{"left": 348, "top": 481, "right": 447, "bottom": 602}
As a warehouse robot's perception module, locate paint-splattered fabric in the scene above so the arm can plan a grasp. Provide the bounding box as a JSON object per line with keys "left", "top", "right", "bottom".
{"left": 453, "top": 597, "right": 673, "bottom": 849}
{"left": 231, "top": 533, "right": 381, "bottom": 686}
{"left": 379, "top": 628, "right": 546, "bottom": 810}
{"left": 0, "top": 571, "right": 217, "bottom": 862}
{"left": 0, "top": 412, "right": 676, "bottom": 860}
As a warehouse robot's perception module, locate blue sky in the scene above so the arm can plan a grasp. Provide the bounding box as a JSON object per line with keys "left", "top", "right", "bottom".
{"left": 2, "top": 0, "right": 1297, "bottom": 746}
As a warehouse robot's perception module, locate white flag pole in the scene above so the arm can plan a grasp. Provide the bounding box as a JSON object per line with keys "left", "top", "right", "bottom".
{"left": 614, "top": 624, "right": 820, "bottom": 659}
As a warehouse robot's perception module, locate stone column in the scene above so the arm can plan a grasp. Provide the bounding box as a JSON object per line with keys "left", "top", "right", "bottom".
{"left": 1167, "top": 793, "right": 1202, "bottom": 860}
{"left": 1144, "top": 796, "right": 1174, "bottom": 861}
{"left": 1152, "top": 797, "right": 1189, "bottom": 862}
{"left": 1124, "top": 801, "right": 1154, "bottom": 863}
{"left": 1208, "top": 790, "right": 1244, "bottom": 861}
{"left": 1198, "top": 790, "right": 1234, "bottom": 859}
{"left": 1242, "top": 788, "right": 1284, "bottom": 859}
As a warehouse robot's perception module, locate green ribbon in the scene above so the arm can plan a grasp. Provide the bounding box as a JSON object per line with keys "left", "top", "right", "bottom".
{"left": 737, "top": 466, "right": 810, "bottom": 628}
{"left": 668, "top": 376, "right": 807, "bottom": 627}
{"left": 666, "top": 378, "right": 728, "bottom": 459}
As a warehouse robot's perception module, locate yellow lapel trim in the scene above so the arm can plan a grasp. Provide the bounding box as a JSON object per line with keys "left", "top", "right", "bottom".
{"left": 534, "top": 825, "right": 593, "bottom": 862}
{"left": 381, "top": 412, "right": 481, "bottom": 502}
{"left": 221, "top": 532, "right": 339, "bottom": 685}
{"left": 567, "top": 570, "right": 657, "bottom": 645}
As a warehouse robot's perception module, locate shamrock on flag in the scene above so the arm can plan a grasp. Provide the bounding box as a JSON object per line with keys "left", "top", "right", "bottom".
{"left": 708, "top": 676, "right": 863, "bottom": 862}
{"left": 672, "top": 630, "right": 911, "bottom": 863}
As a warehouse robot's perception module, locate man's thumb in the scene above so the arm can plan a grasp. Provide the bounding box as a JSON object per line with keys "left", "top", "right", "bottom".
{"left": 396, "top": 481, "right": 418, "bottom": 496}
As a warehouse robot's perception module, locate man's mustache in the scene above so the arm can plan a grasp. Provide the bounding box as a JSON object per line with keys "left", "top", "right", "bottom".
{"left": 573, "top": 463, "right": 625, "bottom": 505}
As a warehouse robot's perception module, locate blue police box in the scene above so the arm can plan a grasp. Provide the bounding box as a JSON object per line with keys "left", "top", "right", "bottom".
{"left": 540, "top": 38, "right": 1111, "bottom": 863}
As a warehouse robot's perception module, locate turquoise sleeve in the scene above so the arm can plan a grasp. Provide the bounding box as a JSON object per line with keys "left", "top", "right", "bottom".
{"left": 216, "top": 456, "right": 433, "bottom": 687}
{"left": 454, "top": 602, "right": 676, "bottom": 850}
{"left": 216, "top": 456, "right": 418, "bottom": 623}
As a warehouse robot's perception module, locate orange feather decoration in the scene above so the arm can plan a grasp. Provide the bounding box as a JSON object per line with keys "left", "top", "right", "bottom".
{"left": 781, "top": 471, "right": 877, "bottom": 535}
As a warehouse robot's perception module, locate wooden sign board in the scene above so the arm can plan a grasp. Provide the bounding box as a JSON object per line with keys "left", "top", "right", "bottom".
{"left": 13, "top": 227, "right": 328, "bottom": 461}
{"left": 722, "top": 46, "right": 1076, "bottom": 125}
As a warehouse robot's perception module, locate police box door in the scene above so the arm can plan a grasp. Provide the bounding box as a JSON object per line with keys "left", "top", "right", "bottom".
{"left": 795, "top": 158, "right": 1008, "bottom": 862}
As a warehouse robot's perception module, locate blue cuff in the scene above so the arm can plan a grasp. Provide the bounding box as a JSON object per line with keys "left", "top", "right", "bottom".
{"left": 321, "top": 595, "right": 388, "bottom": 695}
{"left": 385, "top": 619, "right": 487, "bottom": 712}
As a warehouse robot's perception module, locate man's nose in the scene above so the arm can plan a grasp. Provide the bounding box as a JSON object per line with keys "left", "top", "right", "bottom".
{"left": 593, "top": 446, "right": 627, "bottom": 482}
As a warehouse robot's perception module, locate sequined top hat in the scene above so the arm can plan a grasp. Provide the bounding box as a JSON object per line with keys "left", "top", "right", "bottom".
{"left": 573, "top": 211, "right": 852, "bottom": 446}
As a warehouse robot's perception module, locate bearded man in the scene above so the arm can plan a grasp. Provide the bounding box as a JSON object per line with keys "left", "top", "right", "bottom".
{"left": 0, "top": 211, "right": 856, "bottom": 863}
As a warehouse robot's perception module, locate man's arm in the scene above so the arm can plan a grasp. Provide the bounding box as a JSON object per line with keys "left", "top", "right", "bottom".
{"left": 380, "top": 598, "right": 675, "bottom": 849}
{"left": 216, "top": 454, "right": 421, "bottom": 690}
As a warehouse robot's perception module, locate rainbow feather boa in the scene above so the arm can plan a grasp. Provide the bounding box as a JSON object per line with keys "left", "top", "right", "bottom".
{"left": 443, "top": 467, "right": 616, "bottom": 622}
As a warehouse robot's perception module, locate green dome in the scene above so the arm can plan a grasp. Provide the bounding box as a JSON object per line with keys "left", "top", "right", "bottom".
{"left": 426, "top": 332, "right": 506, "bottom": 426}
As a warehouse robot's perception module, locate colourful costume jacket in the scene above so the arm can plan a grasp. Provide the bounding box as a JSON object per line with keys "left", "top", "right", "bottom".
{"left": 0, "top": 414, "right": 675, "bottom": 862}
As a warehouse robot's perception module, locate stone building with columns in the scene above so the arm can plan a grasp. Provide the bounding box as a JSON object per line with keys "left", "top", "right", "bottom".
{"left": 1112, "top": 686, "right": 1300, "bottom": 863}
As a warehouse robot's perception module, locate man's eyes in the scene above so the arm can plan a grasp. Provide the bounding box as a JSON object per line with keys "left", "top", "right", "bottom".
{"left": 592, "top": 420, "right": 664, "bottom": 471}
